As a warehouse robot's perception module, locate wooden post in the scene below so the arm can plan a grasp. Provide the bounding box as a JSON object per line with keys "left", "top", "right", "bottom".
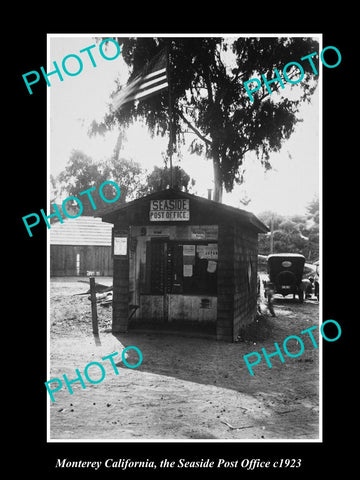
{"left": 89, "top": 276, "right": 98, "bottom": 335}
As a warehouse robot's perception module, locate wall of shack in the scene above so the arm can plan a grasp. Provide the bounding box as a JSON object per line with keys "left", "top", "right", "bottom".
{"left": 110, "top": 218, "right": 259, "bottom": 340}
{"left": 216, "top": 224, "right": 259, "bottom": 341}
{"left": 50, "top": 245, "right": 113, "bottom": 276}
{"left": 233, "top": 224, "right": 259, "bottom": 340}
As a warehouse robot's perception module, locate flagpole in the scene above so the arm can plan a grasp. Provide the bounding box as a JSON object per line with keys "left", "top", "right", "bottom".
{"left": 167, "top": 43, "right": 174, "bottom": 189}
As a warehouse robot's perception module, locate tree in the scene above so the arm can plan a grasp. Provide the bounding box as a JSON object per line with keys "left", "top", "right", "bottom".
{"left": 276, "top": 218, "right": 308, "bottom": 254}
{"left": 257, "top": 204, "right": 320, "bottom": 262}
{"left": 50, "top": 174, "right": 59, "bottom": 204}
{"left": 306, "top": 195, "right": 319, "bottom": 225}
{"left": 144, "top": 165, "right": 195, "bottom": 194}
{"left": 257, "top": 210, "right": 311, "bottom": 258}
{"left": 257, "top": 211, "right": 285, "bottom": 231}
{"left": 57, "top": 150, "right": 102, "bottom": 197}
{"left": 303, "top": 195, "right": 319, "bottom": 261}
{"left": 90, "top": 36, "right": 319, "bottom": 202}
{"left": 54, "top": 149, "right": 146, "bottom": 214}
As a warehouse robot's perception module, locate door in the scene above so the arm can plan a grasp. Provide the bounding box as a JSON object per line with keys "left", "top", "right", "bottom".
{"left": 139, "top": 238, "right": 218, "bottom": 323}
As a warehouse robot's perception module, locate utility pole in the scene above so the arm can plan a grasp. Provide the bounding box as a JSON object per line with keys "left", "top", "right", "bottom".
{"left": 270, "top": 215, "right": 274, "bottom": 254}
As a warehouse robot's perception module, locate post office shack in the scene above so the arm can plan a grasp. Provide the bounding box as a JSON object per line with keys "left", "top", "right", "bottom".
{"left": 99, "top": 188, "right": 268, "bottom": 341}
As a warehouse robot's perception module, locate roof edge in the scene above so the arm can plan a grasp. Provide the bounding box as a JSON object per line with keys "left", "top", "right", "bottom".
{"left": 97, "top": 188, "right": 269, "bottom": 233}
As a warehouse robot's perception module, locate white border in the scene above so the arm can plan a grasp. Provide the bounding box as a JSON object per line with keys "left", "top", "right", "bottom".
{"left": 46, "top": 32, "right": 323, "bottom": 444}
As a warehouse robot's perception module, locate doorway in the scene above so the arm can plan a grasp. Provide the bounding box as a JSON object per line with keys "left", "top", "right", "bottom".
{"left": 138, "top": 238, "right": 218, "bottom": 324}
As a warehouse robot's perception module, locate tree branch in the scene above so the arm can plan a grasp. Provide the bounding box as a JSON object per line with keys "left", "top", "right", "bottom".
{"left": 254, "top": 67, "right": 313, "bottom": 103}
{"left": 215, "top": 47, "right": 227, "bottom": 77}
{"left": 175, "top": 107, "right": 212, "bottom": 146}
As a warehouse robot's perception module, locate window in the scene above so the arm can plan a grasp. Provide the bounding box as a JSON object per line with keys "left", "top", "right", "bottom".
{"left": 145, "top": 240, "right": 217, "bottom": 295}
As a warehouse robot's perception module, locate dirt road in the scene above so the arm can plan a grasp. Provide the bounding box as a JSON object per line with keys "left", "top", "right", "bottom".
{"left": 48, "top": 277, "right": 320, "bottom": 441}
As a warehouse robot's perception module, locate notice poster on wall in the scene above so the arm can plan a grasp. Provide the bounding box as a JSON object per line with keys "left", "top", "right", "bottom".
{"left": 207, "top": 260, "right": 217, "bottom": 273}
{"left": 113, "top": 236, "right": 127, "bottom": 255}
{"left": 183, "top": 244, "right": 196, "bottom": 265}
{"left": 197, "top": 244, "right": 218, "bottom": 260}
{"left": 183, "top": 264, "right": 193, "bottom": 277}
{"left": 183, "top": 244, "right": 196, "bottom": 256}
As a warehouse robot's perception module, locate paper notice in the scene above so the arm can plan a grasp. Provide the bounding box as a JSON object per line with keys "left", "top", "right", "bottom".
{"left": 183, "top": 244, "right": 196, "bottom": 256}
{"left": 183, "top": 264, "right": 193, "bottom": 277}
{"left": 207, "top": 260, "right": 217, "bottom": 273}
{"left": 198, "top": 245, "right": 218, "bottom": 260}
{"left": 114, "top": 236, "right": 127, "bottom": 255}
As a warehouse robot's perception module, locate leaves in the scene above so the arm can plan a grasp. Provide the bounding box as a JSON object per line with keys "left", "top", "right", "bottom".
{"left": 257, "top": 196, "right": 319, "bottom": 261}
{"left": 93, "top": 36, "right": 319, "bottom": 200}
{"left": 54, "top": 150, "right": 146, "bottom": 213}
{"left": 143, "top": 165, "right": 195, "bottom": 194}
{"left": 52, "top": 150, "right": 195, "bottom": 211}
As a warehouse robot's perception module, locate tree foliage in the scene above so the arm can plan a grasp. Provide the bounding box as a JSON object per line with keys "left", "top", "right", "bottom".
{"left": 54, "top": 149, "right": 145, "bottom": 214}
{"left": 90, "top": 36, "right": 319, "bottom": 201}
{"left": 52, "top": 150, "right": 195, "bottom": 214}
{"left": 143, "top": 165, "right": 195, "bottom": 194}
{"left": 257, "top": 196, "right": 319, "bottom": 261}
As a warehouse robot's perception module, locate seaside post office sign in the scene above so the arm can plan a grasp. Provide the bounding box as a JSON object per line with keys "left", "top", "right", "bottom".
{"left": 149, "top": 199, "right": 190, "bottom": 221}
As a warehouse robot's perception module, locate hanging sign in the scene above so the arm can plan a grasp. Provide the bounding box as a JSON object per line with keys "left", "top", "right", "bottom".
{"left": 150, "top": 199, "right": 190, "bottom": 221}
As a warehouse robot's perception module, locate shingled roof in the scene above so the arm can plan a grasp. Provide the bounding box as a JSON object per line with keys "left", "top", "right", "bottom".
{"left": 97, "top": 188, "right": 269, "bottom": 234}
{"left": 50, "top": 216, "right": 113, "bottom": 246}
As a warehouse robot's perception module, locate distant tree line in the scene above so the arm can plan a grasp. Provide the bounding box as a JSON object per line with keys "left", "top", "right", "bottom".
{"left": 50, "top": 149, "right": 195, "bottom": 216}
{"left": 257, "top": 197, "right": 319, "bottom": 262}
{"left": 50, "top": 150, "right": 319, "bottom": 263}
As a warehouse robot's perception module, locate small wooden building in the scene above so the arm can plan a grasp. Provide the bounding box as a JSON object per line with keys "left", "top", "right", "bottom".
{"left": 99, "top": 188, "right": 268, "bottom": 341}
{"left": 50, "top": 216, "right": 113, "bottom": 276}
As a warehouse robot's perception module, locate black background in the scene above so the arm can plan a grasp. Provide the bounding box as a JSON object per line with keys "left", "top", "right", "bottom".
{"left": 10, "top": 15, "right": 351, "bottom": 477}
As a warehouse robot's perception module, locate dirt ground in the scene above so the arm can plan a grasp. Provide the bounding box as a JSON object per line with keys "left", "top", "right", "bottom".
{"left": 48, "top": 276, "right": 320, "bottom": 441}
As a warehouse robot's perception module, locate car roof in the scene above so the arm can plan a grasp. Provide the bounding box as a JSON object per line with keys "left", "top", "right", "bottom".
{"left": 267, "top": 253, "right": 305, "bottom": 259}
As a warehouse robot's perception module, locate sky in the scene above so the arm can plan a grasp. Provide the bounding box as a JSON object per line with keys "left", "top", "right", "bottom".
{"left": 49, "top": 34, "right": 321, "bottom": 217}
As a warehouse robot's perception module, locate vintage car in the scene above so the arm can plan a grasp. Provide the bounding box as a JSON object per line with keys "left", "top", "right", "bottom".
{"left": 265, "top": 253, "right": 306, "bottom": 302}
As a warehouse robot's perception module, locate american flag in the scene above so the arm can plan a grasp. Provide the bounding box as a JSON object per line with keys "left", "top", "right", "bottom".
{"left": 112, "top": 49, "right": 168, "bottom": 111}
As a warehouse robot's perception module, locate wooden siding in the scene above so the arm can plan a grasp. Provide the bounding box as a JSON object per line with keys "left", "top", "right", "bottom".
{"left": 104, "top": 190, "right": 266, "bottom": 340}
{"left": 112, "top": 227, "right": 130, "bottom": 333}
{"left": 216, "top": 224, "right": 259, "bottom": 341}
{"left": 50, "top": 245, "right": 113, "bottom": 276}
{"left": 50, "top": 216, "right": 113, "bottom": 246}
{"left": 233, "top": 225, "right": 259, "bottom": 340}
{"left": 216, "top": 224, "right": 235, "bottom": 341}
